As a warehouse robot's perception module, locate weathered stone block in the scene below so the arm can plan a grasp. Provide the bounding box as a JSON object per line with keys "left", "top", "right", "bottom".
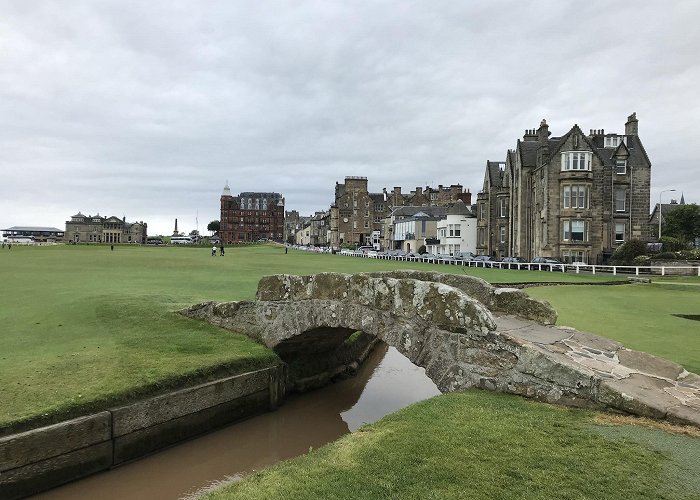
{"left": 111, "top": 368, "right": 272, "bottom": 437}
{"left": 0, "top": 412, "right": 111, "bottom": 472}
{"left": 113, "top": 390, "right": 269, "bottom": 464}
{"left": 0, "top": 440, "right": 112, "bottom": 500}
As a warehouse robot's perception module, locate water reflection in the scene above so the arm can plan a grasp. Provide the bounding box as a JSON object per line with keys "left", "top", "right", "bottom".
{"left": 34, "top": 343, "right": 440, "bottom": 500}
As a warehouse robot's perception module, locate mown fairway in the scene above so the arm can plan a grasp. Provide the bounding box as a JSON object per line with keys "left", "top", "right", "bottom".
{"left": 0, "top": 244, "right": 697, "bottom": 431}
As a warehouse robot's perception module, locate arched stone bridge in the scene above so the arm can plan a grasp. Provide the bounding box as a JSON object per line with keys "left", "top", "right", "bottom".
{"left": 182, "top": 270, "right": 700, "bottom": 427}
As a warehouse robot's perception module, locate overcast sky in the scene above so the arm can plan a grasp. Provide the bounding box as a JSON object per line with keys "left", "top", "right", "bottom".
{"left": 2, "top": 1, "right": 698, "bottom": 236}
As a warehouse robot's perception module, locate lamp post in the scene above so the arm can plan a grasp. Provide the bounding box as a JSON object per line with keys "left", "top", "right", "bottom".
{"left": 658, "top": 189, "right": 676, "bottom": 239}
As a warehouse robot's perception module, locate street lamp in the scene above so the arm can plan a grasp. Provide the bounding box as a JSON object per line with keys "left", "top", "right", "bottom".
{"left": 658, "top": 189, "right": 677, "bottom": 239}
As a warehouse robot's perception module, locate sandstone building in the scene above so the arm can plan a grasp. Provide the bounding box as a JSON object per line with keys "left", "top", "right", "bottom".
{"left": 476, "top": 113, "right": 651, "bottom": 263}
{"left": 65, "top": 213, "right": 147, "bottom": 244}
{"left": 220, "top": 184, "right": 285, "bottom": 243}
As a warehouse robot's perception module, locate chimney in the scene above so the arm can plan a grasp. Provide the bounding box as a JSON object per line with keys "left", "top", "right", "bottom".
{"left": 415, "top": 187, "right": 422, "bottom": 195}
{"left": 394, "top": 187, "right": 401, "bottom": 195}
{"left": 537, "top": 119, "right": 550, "bottom": 145}
{"left": 625, "top": 112, "right": 638, "bottom": 136}
{"left": 523, "top": 128, "right": 538, "bottom": 141}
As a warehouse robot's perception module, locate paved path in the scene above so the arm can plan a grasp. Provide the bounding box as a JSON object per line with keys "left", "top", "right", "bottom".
{"left": 495, "top": 315, "right": 700, "bottom": 427}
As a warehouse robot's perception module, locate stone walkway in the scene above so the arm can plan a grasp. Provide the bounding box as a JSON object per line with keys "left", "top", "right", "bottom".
{"left": 495, "top": 315, "right": 700, "bottom": 427}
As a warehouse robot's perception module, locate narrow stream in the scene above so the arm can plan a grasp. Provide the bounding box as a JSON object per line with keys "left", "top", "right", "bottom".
{"left": 34, "top": 343, "right": 441, "bottom": 499}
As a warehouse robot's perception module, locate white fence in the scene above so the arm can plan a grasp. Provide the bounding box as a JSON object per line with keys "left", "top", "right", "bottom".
{"left": 322, "top": 249, "right": 700, "bottom": 277}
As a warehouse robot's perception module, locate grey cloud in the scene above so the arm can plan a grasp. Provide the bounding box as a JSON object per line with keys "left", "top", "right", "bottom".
{"left": 1, "top": 1, "right": 699, "bottom": 235}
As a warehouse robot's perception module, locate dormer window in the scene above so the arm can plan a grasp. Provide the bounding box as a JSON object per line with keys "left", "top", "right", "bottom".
{"left": 604, "top": 136, "right": 626, "bottom": 148}
{"left": 561, "top": 152, "right": 591, "bottom": 171}
{"left": 615, "top": 159, "right": 627, "bottom": 175}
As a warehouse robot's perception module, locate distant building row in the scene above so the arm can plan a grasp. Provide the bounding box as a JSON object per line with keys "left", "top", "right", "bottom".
{"left": 2, "top": 213, "right": 148, "bottom": 244}
{"left": 289, "top": 177, "right": 476, "bottom": 254}
{"left": 286, "top": 114, "right": 667, "bottom": 264}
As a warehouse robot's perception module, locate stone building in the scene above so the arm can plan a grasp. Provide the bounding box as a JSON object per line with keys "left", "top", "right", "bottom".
{"left": 329, "top": 176, "right": 472, "bottom": 248}
{"left": 65, "top": 213, "right": 147, "bottom": 244}
{"left": 220, "top": 184, "right": 285, "bottom": 243}
{"left": 476, "top": 113, "right": 651, "bottom": 263}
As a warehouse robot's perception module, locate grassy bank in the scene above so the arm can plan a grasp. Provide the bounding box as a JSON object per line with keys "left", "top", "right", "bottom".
{"left": 0, "top": 243, "right": 695, "bottom": 431}
{"left": 204, "top": 391, "right": 700, "bottom": 500}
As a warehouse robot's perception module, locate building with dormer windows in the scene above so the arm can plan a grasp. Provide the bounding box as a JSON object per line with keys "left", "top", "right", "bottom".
{"left": 476, "top": 113, "right": 651, "bottom": 264}
{"left": 219, "top": 184, "right": 285, "bottom": 243}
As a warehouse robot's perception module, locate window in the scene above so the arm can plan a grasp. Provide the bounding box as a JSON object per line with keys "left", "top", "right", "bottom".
{"left": 353, "top": 199, "right": 357, "bottom": 207}
{"left": 561, "top": 152, "right": 592, "bottom": 171}
{"left": 376, "top": 204, "right": 384, "bottom": 211}
{"left": 499, "top": 198, "right": 507, "bottom": 217}
{"left": 604, "top": 136, "right": 626, "bottom": 148}
{"left": 365, "top": 201, "right": 370, "bottom": 207}
{"left": 499, "top": 226, "right": 506, "bottom": 243}
{"left": 365, "top": 210, "right": 369, "bottom": 217}
{"left": 477, "top": 228, "right": 486, "bottom": 246}
{"left": 562, "top": 185, "right": 589, "bottom": 209}
{"left": 615, "top": 222, "right": 625, "bottom": 242}
{"left": 364, "top": 221, "right": 369, "bottom": 229}
{"left": 615, "top": 159, "right": 627, "bottom": 175}
{"left": 353, "top": 221, "right": 357, "bottom": 229}
{"left": 479, "top": 203, "right": 486, "bottom": 220}
{"left": 615, "top": 188, "right": 626, "bottom": 212}
{"left": 562, "top": 220, "right": 587, "bottom": 242}
{"left": 430, "top": 193, "right": 438, "bottom": 201}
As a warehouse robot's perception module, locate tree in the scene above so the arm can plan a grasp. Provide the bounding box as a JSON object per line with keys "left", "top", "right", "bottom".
{"left": 207, "top": 220, "right": 220, "bottom": 235}
{"left": 664, "top": 204, "right": 700, "bottom": 243}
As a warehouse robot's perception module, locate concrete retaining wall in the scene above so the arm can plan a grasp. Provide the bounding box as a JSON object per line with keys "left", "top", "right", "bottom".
{"left": 0, "top": 366, "right": 284, "bottom": 500}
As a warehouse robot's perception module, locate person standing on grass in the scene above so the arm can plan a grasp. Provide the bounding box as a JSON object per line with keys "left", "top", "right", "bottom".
{"left": 220, "top": 243, "right": 225, "bottom": 256}
{"left": 212, "top": 244, "right": 216, "bottom": 256}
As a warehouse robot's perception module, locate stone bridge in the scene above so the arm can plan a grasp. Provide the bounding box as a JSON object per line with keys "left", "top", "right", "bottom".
{"left": 181, "top": 270, "right": 700, "bottom": 427}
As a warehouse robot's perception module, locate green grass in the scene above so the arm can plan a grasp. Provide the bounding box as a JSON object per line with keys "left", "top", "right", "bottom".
{"left": 204, "top": 391, "right": 700, "bottom": 500}
{"left": 0, "top": 244, "right": 695, "bottom": 432}
{"left": 526, "top": 281, "right": 700, "bottom": 374}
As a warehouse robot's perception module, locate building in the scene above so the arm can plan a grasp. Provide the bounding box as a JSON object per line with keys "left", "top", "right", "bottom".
{"left": 476, "top": 113, "right": 651, "bottom": 264}
{"left": 1, "top": 226, "right": 65, "bottom": 243}
{"left": 329, "top": 176, "right": 472, "bottom": 248}
{"left": 219, "top": 184, "right": 285, "bottom": 243}
{"left": 65, "top": 213, "right": 147, "bottom": 244}
{"left": 387, "top": 206, "right": 449, "bottom": 252}
{"left": 427, "top": 200, "right": 477, "bottom": 256}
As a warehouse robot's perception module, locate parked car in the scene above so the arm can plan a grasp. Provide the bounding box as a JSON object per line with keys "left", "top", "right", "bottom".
{"left": 501, "top": 256, "right": 526, "bottom": 269}
{"left": 472, "top": 255, "right": 494, "bottom": 262}
{"left": 531, "top": 256, "right": 565, "bottom": 271}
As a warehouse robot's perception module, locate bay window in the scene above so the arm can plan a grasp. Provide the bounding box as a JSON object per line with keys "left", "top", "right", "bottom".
{"left": 562, "top": 185, "right": 589, "bottom": 209}
{"left": 561, "top": 152, "right": 592, "bottom": 171}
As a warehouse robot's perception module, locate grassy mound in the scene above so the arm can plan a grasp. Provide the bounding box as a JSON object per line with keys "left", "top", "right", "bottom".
{"left": 203, "top": 391, "right": 700, "bottom": 500}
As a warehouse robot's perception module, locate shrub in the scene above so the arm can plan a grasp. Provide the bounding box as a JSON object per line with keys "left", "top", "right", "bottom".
{"left": 632, "top": 255, "right": 651, "bottom": 265}
{"left": 610, "top": 239, "right": 647, "bottom": 265}
{"left": 417, "top": 245, "right": 427, "bottom": 254}
{"left": 652, "top": 251, "right": 678, "bottom": 260}
{"left": 659, "top": 236, "right": 689, "bottom": 252}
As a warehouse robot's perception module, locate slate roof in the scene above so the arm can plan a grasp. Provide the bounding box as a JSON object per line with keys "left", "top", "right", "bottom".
{"left": 390, "top": 206, "right": 449, "bottom": 218}
{"left": 447, "top": 200, "right": 474, "bottom": 216}
{"left": 1, "top": 226, "right": 64, "bottom": 232}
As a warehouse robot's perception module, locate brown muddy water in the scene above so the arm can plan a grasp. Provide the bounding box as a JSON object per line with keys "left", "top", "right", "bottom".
{"left": 33, "top": 343, "right": 440, "bottom": 499}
